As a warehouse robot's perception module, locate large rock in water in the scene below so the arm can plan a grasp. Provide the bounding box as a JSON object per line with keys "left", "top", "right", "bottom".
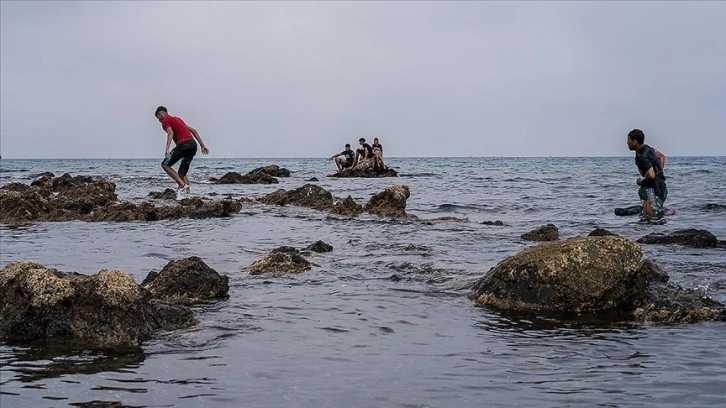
{"left": 364, "top": 185, "right": 411, "bottom": 218}
{"left": 214, "top": 171, "right": 279, "bottom": 184}
{"left": 141, "top": 257, "right": 229, "bottom": 304}
{"left": 469, "top": 236, "right": 726, "bottom": 323}
{"left": 248, "top": 246, "right": 312, "bottom": 275}
{"left": 259, "top": 184, "right": 335, "bottom": 211}
{"left": 330, "top": 158, "right": 398, "bottom": 178}
{"left": 521, "top": 224, "right": 559, "bottom": 241}
{"left": 0, "top": 262, "right": 196, "bottom": 348}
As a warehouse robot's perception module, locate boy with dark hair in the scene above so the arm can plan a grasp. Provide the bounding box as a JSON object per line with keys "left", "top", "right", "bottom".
{"left": 356, "top": 137, "right": 373, "bottom": 163}
{"left": 155, "top": 106, "right": 209, "bottom": 200}
{"left": 329, "top": 143, "right": 356, "bottom": 174}
{"left": 626, "top": 128, "right": 667, "bottom": 221}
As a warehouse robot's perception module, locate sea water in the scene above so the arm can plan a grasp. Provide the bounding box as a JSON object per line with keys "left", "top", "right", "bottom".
{"left": 1, "top": 157, "right": 725, "bottom": 407}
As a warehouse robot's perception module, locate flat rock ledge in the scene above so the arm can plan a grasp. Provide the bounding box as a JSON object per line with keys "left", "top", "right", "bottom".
{"left": 0, "top": 257, "right": 229, "bottom": 348}
{"left": 469, "top": 236, "right": 725, "bottom": 324}
{"left": 248, "top": 246, "right": 312, "bottom": 275}
{"left": 0, "top": 173, "right": 243, "bottom": 224}
{"left": 637, "top": 228, "right": 719, "bottom": 248}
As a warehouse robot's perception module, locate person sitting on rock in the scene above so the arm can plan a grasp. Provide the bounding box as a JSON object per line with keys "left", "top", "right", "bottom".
{"left": 356, "top": 137, "right": 374, "bottom": 165}
{"left": 371, "top": 137, "right": 385, "bottom": 170}
{"left": 329, "top": 143, "right": 356, "bottom": 174}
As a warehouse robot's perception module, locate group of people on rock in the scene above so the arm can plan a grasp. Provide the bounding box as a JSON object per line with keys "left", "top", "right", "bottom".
{"left": 152, "top": 106, "right": 669, "bottom": 223}
{"left": 328, "top": 137, "right": 386, "bottom": 175}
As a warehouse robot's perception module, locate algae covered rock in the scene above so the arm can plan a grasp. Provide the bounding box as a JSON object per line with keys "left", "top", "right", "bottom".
{"left": 0, "top": 262, "right": 195, "bottom": 348}
{"left": 248, "top": 246, "right": 312, "bottom": 275}
{"left": 141, "top": 256, "right": 229, "bottom": 304}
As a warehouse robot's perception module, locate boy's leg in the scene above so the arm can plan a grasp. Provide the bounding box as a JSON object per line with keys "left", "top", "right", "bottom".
{"left": 161, "top": 151, "right": 185, "bottom": 187}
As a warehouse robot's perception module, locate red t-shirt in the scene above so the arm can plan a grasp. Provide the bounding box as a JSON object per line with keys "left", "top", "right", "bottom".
{"left": 161, "top": 116, "right": 193, "bottom": 145}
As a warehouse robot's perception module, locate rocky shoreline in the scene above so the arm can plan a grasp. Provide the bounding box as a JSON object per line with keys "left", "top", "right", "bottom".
{"left": 1, "top": 170, "right": 725, "bottom": 349}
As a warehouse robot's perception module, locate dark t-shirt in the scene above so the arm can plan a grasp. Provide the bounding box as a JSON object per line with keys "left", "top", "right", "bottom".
{"left": 358, "top": 143, "right": 373, "bottom": 159}
{"left": 340, "top": 150, "right": 355, "bottom": 166}
{"left": 635, "top": 144, "right": 666, "bottom": 195}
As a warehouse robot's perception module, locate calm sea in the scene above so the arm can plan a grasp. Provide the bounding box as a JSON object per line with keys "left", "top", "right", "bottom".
{"left": 1, "top": 157, "right": 725, "bottom": 407}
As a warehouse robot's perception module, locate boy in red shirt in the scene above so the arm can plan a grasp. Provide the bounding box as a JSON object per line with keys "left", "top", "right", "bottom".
{"left": 155, "top": 106, "right": 209, "bottom": 200}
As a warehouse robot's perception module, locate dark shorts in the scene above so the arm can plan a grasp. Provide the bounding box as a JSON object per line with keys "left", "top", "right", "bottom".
{"left": 162, "top": 140, "right": 197, "bottom": 176}
{"left": 343, "top": 159, "right": 354, "bottom": 168}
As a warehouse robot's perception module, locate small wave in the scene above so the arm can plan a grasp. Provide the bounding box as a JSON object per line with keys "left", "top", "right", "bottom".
{"left": 400, "top": 172, "right": 438, "bottom": 177}
{"left": 436, "top": 203, "right": 480, "bottom": 212}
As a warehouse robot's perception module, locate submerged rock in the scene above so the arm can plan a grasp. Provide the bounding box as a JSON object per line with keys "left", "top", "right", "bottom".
{"left": 469, "top": 236, "right": 725, "bottom": 323}
{"left": 141, "top": 257, "right": 229, "bottom": 304}
{"left": 364, "top": 185, "right": 411, "bottom": 218}
{"left": 0, "top": 262, "right": 196, "bottom": 348}
{"left": 637, "top": 228, "right": 718, "bottom": 248}
{"left": 521, "top": 224, "right": 559, "bottom": 241}
{"left": 248, "top": 246, "right": 312, "bottom": 275}
{"left": 331, "top": 195, "right": 363, "bottom": 217}
{"left": 330, "top": 159, "right": 398, "bottom": 178}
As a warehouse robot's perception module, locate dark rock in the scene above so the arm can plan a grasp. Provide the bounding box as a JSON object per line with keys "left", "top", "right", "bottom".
{"left": 307, "top": 177, "right": 319, "bottom": 182}
{"left": 589, "top": 228, "right": 619, "bottom": 237}
{"left": 331, "top": 159, "right": 398, "bottom": 178}
{"left": 141, "top": 256, "right": 229, "bottom": 304}
{"left": 469, "top": 236, "right": 726, "bottom": 323}
{"left": 638, "top": 259, "right": 669, "bottom": 284}
{"left": 248, "top": 246, "right": 312, "bottom": 275}
{"left": 364, "top": 185, "right": 411, "bottom": 218}
{"left": 637, "top": 229, "right": 718, "bottom": 248}
{"left": 331, "top": 195, "right": 363, "bottom": 217}
{"left": 250, "top": 165, "right": 290, "bottom": 177}
{"left": 306, "top": 240, "right": 333, "bottom": 253}
{"left": 521, "top": 224, "right": 559, "bottom": 241}
{"left": 214, "top": 171, "right": 278, "bottom": 184}
{"left": 481, "top": 220, "right": 505, "bottom": 226}
{"left": 88, "top": 197, "right": 243, "bottom": 222}
{"left": 259, "top": 184, "right": 334, "bottom": 212}
{"left": 0, "top": 262, "right": 196, "bottom": 348}
{"left": 148, "top": 188, "right": 177, "bottom": 200}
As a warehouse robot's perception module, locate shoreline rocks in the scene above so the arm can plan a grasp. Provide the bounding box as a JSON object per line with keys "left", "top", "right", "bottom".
{"left": 0, "top": 174, "right": 244, "bottom": 224}
{"left": 0, "top": 258, "right": 231, "bottom": 348}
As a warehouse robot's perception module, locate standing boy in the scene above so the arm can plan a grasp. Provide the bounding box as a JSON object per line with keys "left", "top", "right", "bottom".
{"left": 626, "top": 129, "right": 667, "bottom": 221}
{"left": 155, "top": 106, "right": 209, "bottom": 200}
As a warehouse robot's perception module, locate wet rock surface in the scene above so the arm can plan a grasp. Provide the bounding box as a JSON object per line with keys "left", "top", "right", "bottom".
{"left": 0, "top": 262, "right": 198, "bottom": 348}
{"left": 469, "top": 236, "right": 725, "bottom": 323}
{"left": 521, "top": 224, "right": 559, "bottom": 242}
{"left": 330, "top": 159, "right": 398, "bottom": 178}
{"left": 305, "top": 240, "right": 333, "bottom": 253}
{"left": 259, "top": 184, "right": 335, "bottom": 212}
{"left": 248, "top": 246, "right": 312, "bottom": 275}
{"left": 212, "top": 165, "right": 290, "bottom": 184}
{"left": 364, "top": 185, "right": 411, "bottom": 218}
{"left": 637, "top": 228, "right": 719, "bottom": 248}
{"left": 141, "top": 256, "right": 229, "bottom": 304}
{"left": 0, "top": 174, "right": 244, "bottom": 224}
{"left": 148, "top": 188, "right": 177, "bottom": 200}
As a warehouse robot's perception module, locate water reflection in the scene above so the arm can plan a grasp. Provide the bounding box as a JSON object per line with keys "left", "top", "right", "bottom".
{"left": 0, "top": 341, "right": 145, "bottom": 383}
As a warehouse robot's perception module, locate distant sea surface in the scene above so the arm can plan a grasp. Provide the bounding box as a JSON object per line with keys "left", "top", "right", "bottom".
{"left": 1, "top": 156, "right": 725, "bottom": 407}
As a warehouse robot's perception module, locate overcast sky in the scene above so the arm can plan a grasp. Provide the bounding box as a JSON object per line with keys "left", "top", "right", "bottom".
{"left": 1, "top": 1, "right": 724, "bottom": 159}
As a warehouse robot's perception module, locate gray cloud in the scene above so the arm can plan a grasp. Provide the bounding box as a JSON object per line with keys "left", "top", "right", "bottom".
{"left": 1, "top": 1, "right": 724, "bottom": 158}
